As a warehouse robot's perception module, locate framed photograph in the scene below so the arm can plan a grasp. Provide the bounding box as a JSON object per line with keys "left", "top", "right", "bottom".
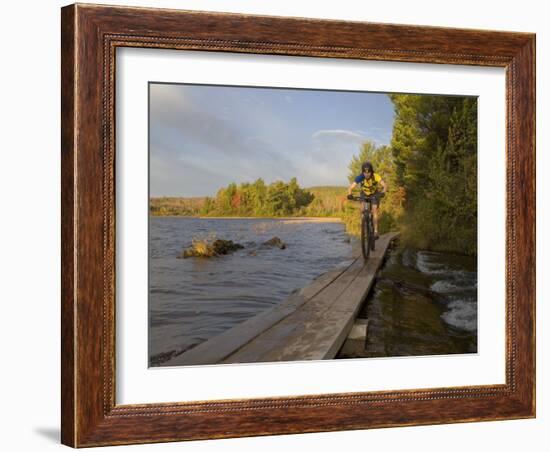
{"left": 61, "top": 3, "right": 535, "bottom": 447}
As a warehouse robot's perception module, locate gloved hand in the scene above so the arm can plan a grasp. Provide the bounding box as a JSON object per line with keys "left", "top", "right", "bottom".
{"left": 347, "top": 194, "right": 354, "bottom": 200}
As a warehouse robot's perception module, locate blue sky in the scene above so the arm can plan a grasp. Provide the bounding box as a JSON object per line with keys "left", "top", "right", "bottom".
{"left": 149, "top": 83, "right": 394, "bottom": 197}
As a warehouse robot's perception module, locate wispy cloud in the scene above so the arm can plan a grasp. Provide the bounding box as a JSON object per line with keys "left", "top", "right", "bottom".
{"left": 312, "top": 129, "right": 367, "bottom": 142}
{"left": 150, "top": 86, "right": 287, "bottom": 167}
{"left": 149, "top": 84, "right": 395, "bottom": 196}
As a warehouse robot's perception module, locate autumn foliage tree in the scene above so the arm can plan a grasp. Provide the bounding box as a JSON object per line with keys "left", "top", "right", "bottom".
{"left": 199, "top": 177, "right": 314, "bottom": 217}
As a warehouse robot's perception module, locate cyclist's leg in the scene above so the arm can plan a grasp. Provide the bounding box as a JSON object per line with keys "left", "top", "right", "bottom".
{"left": 359, "top": 192, "right": 366, "bottom": 213}
{"left": 372, "top": 196, "right": 380, "bottom": 237}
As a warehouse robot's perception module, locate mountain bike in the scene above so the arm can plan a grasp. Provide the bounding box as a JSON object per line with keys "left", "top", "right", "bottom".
{"left": 348, "top": 193, "right": 382, "bottom": 260}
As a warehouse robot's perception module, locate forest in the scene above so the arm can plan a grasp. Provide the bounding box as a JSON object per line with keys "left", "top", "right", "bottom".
{"left": 150, "top": 94, "right": 477, "bottom": 255}
{"left": 150, "top": 180, "right": 345, "bottom": 218}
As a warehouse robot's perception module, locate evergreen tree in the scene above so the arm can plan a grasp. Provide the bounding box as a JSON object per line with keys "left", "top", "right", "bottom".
{"left": 388, "top": 94, "right": 477, "bottom": 254}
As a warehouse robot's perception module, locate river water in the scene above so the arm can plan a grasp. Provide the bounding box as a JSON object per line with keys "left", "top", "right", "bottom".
{"left": 149, "top": 217, "right": 477, "bottom": 366}
{"left": 341, "top": 243, "right": 478, "bottom": 359}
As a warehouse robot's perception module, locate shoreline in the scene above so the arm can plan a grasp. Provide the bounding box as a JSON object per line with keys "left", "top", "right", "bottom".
{"left": 150, "top": 215, "right": 343, "bottom": 223}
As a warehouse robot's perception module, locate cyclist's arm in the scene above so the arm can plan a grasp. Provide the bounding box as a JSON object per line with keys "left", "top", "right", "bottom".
{"left": 347, "top": 181, "right": 358, "bottom": 196}
{"left": 379, "top": 179, "right": 388, "bottom": 194}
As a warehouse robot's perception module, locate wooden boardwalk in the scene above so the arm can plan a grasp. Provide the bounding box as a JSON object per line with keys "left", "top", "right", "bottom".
{"left": 165, "top": 232, "right": 399, "bottom": 366}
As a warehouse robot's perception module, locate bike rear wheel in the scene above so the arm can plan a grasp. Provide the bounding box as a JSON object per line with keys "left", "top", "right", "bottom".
{"left": 360, "top": 213, "right": 371, "bottom": 260}
{"left": 368, "top": 217, "right": 376, "bottom": 251}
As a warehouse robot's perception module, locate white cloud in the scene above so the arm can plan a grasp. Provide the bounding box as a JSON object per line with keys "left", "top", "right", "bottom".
{"left": 312, "top": 129, "right": 366, "bottom": 142}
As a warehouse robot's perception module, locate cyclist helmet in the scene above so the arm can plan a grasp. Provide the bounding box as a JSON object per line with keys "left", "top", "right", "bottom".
{"left": 361, "top": 161, "right": 374, "bottom": 174}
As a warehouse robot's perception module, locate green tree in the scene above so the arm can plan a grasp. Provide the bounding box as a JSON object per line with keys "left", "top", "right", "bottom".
{"left": 265, "top": 180, "right": 292, "bottom": 216}
{"left": 201, "top": 178, "right": 315, "bottom": 217}
{"left": 341, "top": 95, "right": 477, "bottom": 255}
{"left": 388, "top": 94, "right": 477, "bottom": 254}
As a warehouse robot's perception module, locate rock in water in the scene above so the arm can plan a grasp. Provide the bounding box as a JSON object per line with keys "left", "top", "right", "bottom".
{"left": 212, "top": 239, "right": 244, "bottom": 255}
{"left": 178, "top": 239, "right": 244, "bottom": 258}
{"left": 262, "top": 236, "right": 286, "bottom": 249}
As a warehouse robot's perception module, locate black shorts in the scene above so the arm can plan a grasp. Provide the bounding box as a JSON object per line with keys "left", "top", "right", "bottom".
{"left": 360, "top": 192, "right": 382, "bottom": 206}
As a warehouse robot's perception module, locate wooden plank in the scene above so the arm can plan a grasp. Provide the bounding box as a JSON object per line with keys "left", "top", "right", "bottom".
{"left": 164, "top": 257, "right": 359, "bottom": 366}
{"left": 223, "top": 233, "right": 398, "bottom": 363}
{"left": 222, "top": 256, "right": 369, "bottom": 363}
{"left": 347, "top": 319, "right": 369, "bottom": 340}
{"left": 338, "top": 319, "right": 370, "bottom": 358}
{"left": 165, "top": 232, "right": 396, "bottom": 366}
{"left": 314, "top": 234, "right": 397, "bottom": 358}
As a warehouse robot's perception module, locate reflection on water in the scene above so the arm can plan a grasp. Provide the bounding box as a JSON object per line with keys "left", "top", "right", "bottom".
{"left": 149, "top": 217, "right": 353, "bottom": 365}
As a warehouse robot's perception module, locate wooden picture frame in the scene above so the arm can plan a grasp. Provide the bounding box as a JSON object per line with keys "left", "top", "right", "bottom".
{"left": 61, "top": 3, "right": 535, "bottom": 447}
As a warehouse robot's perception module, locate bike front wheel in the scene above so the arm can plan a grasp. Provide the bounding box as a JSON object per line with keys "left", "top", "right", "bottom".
{"left": 360, "top": 214, "right": 371, "bottom": 260}
{"left": 368, "top": 217, "right": 376, "bottom": 252}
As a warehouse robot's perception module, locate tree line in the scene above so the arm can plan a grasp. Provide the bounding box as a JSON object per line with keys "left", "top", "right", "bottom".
{"left": 151, "top": 94, "right": 477, "bottom": 255}
{"left": 150, "top": 179, "right": 345, "bottom": 218}
{"left": 201, "top": 177, "right": 314, "bottom": 217}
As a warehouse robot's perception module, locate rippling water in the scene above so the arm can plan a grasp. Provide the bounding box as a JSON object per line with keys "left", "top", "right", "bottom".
{"left": 149, "top": 217, "right": 354, "bottom": 365}
{"left": 149, "top": 218, "right": 477, "bottom": 365}
{"left": 347, "top": 245, "right": 478, "bottom": 359}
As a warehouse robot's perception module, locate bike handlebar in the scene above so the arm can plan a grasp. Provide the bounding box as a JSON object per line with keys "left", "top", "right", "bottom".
{"left": 347, "top": 193, "right": 385, "bottom": 202}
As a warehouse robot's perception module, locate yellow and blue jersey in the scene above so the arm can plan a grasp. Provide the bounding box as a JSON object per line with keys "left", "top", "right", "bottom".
{"left": 355, "top": 173, "right": 382, "bottom": 196}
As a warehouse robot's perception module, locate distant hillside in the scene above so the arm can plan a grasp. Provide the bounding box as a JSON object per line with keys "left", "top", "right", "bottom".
{"left": 150, "top": 196, "right": 206, "bottom": 216}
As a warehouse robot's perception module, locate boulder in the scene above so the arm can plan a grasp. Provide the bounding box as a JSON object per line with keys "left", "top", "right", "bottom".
{"left": 179, "top": 239, "right": 244, "bottom": 258}
{"left": 212, "top": 239, "right": 244, "bottom": 255}
{"left": 262, "top": 236, "right": 286, "bottom": 249}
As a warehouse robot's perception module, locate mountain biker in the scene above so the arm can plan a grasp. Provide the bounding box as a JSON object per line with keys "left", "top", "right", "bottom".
{"left": 347, "top": 161, "right": 387, "bottom": 240}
